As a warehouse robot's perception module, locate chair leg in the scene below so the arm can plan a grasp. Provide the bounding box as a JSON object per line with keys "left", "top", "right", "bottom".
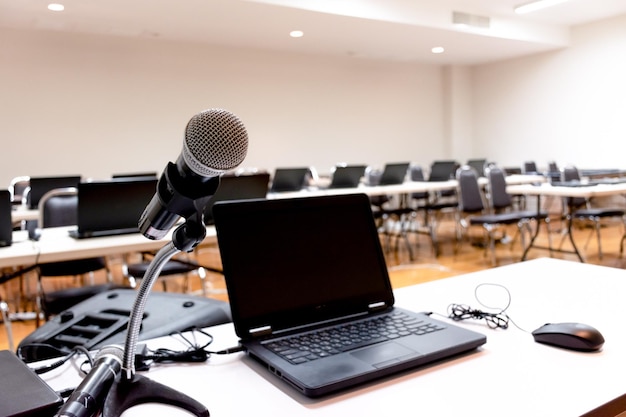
{"left": 1, "top": 299, "right": 15, "bottom": 351}
{"left": 594, "top": 219, "right": 603, "bottom": 260}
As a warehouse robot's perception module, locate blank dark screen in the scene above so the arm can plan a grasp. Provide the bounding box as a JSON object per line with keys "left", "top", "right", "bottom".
{"left": 214, "top": 194, "right": 392, "bottom": 331}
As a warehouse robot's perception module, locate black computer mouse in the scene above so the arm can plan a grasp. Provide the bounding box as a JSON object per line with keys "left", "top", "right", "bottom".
{"left": 532, "top": 322, "right": 605, "bottom": 352}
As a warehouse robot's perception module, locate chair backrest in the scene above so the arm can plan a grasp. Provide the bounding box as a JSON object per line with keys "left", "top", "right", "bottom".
{"left": 561, "top": 166, "right": 586, "bottom": 207}
{"left": 38, "top": 187, "right": 78, "bottom": 228}
{"left": 523, "top": 161, "right": 538, "bottom": 174}
{"left": 486, "top": 165, "right": 512, "bottom": 211}
{"left": 409, "top": 165, "right": 428, "bottom": 200}
{"left": 457, "top": 166, "right": 484, "bottom": 214}
{"left": 8, "top": 176, "right": 30, "bottom": 205}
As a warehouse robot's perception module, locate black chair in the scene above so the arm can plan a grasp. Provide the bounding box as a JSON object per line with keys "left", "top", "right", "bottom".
{"left": 560, "top": 166, "right": 625, "bottom": 259}
{"left": 486, "top": 165, "right": 552, "bottom": 251}
{"left": 122, "top": 253, "right": 209, "bottom": 296}
{"left": 35, "top": 187, "right": 118, "bottom": 325}
{"left": 420, "top": 161, "right": 460, "bottom": 256}
{"left": 524, "top": 161, "right": 538, "bottom": 174}
{"left": 366, "top": 164, "right": 414, "bottom": 260}
{"left": 456, "top": 166, "right": 539, "bottom": 265}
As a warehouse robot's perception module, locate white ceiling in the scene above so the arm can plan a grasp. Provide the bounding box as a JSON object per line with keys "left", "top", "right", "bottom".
{"left": 1, "top": 0, "right": 625, "bottom": 65}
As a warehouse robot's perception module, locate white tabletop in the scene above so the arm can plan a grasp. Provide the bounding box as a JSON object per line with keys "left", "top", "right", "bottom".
{"left": 40, "top": 258, "right": 626, "bottom": 417}
{"left": 0, "top": 226, "right": 217, "bottom": 269}
{"left": 507, "top": 181, "right": 626, "bottom": 198}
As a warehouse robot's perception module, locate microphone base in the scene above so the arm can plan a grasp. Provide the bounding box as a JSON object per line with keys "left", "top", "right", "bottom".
{"left": 102, "top": 373, "right": 209, "bottom": 417}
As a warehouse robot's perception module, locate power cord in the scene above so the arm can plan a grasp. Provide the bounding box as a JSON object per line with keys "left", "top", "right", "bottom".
{"left": 134, "top": 327, "right": 245, "bottom": 371}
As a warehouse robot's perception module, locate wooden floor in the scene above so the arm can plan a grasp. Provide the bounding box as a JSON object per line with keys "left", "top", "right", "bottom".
{"left": 2, "top": 214, "right": 625, "bottom": 351}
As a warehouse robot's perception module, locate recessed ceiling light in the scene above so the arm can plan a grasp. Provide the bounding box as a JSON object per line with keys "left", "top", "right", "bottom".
{"left": 290, "top": 30, "right": 304, "bottom": 38}
{"left": 432, "top": 47, "right": 445, "bottom": 54}
{"left": 47, "top": 3, "right": 65, "bottom": 12}
{"left": 514, "top": 0, "right": 570, "bottom": 14}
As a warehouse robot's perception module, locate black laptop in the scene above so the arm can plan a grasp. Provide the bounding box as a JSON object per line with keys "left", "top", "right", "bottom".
{"left": 27, "top": 176, "right": 82, "bottom": 209}
{"left": 379, "top": 162, "right": 410, "bottom": 185}
{"left": 428, "top": 161, "right": 458, "bottom": 182}
{"left": 213, "top": 193, "right": 486, "bottom": 397}
{"left": 203, "top": 173, "right": 270, "bottom": 225}
{"left": 0, "top": 190, "right": 12, "bottom": 247}
{"left": 328, "top": 165, "right": 367, "bottom": 188}
{"left": 269, "top": 168, "right": 311, "bottom": 192}
{"left": 69, "top": 178, "right": 157, "bottom": 238}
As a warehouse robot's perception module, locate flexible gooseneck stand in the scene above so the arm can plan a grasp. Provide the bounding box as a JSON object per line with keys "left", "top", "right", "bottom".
{"left": 102, "top": 216, "right": 210, "bottom": 417}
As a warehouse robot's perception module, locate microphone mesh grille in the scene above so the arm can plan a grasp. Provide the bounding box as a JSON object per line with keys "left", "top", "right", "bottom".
{"left": 184, "top": 108, "right": 249, "bottom": 177}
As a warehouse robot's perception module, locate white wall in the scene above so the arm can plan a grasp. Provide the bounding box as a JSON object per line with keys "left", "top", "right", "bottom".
{"left": 2, "top": 12, "right": 625, "bottom": 189}
{"left": 0, "top": 27, "right": 445, "bottom": 187}
{"left": 472, "top": 14, "right": 626, "bottom": 172}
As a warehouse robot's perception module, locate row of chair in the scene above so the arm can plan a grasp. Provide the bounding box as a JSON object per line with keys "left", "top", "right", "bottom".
{"left": 373, "top": 162, "right": 626, "bottom": 265}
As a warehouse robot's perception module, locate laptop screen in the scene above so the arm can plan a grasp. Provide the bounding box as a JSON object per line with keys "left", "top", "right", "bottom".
{"left": 203, "top": 173, "right": 270, "bottom": 225}
{"left": 379, "top": 163, "right": 409, "bottom": 185}
{"left": 213, "top": 193, "right": 394, "bottom": 338}
{"left": 76, "top": 178, "right": 157, "bottom": 236}
{"left": 329, "top": 165, "right": 367, "bottom": 188}
{"left": 0, "top": 190, "right": 12, "bottom": 247}
{"left": 429, "top": 161, "right": 458, "bottom": 181}
{"left": 270, "top": 168, "right": 310, "bottom": 192}
{"left": 28, "top": 176, "right": 82, "bottom": 209}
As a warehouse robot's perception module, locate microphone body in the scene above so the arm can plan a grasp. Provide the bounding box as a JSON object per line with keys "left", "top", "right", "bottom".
{"left": 139, "top": 108, "right": 248, "bottom": 240}
{"left": 56, "top": 345, "right": 124, "bottom": 417}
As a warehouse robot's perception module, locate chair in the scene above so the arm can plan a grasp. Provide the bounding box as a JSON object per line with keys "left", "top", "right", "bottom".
{"left": 8, "top": 175, "right": 30, "bottom": 207}
{"left": 486, "top": 165, "right": 552, "bottom": 250}
{"left": 420, "top": 161, "right": 460, "bottom": 256}
{"left": 35, "top": 187, "right": 117, "bottom": 325}
{"left": 524, "top": 161, "right": 538, "bottom": 174}
{"left": 366, "top": 165, "right": 414, "bottom": 260}
{"left": 122, "top": 252, "right": 209, "bottom": 297}
{"left": 456, "top": 165, "right": 540, "bottom": 265}
{"left": 560, "top": 165, "right": 625, "bottom": 259}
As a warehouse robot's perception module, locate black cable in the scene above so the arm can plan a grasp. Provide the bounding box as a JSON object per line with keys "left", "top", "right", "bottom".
{"left": 19, "top": 344, "right": 95, "bottom": 375}
{"left": 446, "top": 283, "right": 526, "bottom": 331}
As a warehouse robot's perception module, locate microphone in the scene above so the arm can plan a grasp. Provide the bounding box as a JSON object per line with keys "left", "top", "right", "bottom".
{"left": 56, "top": 345, "right": 123, "bottom": 417}
{"left": 139, "top": 108, "right": 249, "bottom": 240}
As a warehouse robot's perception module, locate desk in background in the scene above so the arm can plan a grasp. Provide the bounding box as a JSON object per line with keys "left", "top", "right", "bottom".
{"left": 0, "top": 226, "right": 218, "bottom": 270}
{"left": 40, "top": 258, "right": 626, "bottom": 416}
{"left": 507, "top": 182, "right": 626, "bottom": 261}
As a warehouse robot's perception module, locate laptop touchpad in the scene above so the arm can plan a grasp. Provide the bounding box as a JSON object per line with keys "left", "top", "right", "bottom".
{"left": 351, "top": 342, "right": 422, "bottom": 368}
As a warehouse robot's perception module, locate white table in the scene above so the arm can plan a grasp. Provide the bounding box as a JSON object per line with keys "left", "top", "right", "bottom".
{"left": 40, "top": 258, "right": 626, "bottom": 417}
{"left": 507, "top": 182, "right": 626, "bottom": 261}
{"left": 0, "top": 226, "right": 218, "bottom": 269}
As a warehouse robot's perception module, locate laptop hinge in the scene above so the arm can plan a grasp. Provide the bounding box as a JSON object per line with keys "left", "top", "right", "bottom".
{"left": 249, "top": 325, "right": 272, "bottom": 337}
{"left": 368, "top": 301, "right": 388, "bottom": 312}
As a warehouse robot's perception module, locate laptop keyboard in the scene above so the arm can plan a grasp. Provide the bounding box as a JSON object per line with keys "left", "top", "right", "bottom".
{"left": 265, "top": 311, "right": 446, "bottom": 365}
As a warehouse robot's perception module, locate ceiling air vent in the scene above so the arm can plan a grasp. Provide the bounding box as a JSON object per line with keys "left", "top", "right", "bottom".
{"left": 452, "top": 11, "right": 491, "bottom": 28}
